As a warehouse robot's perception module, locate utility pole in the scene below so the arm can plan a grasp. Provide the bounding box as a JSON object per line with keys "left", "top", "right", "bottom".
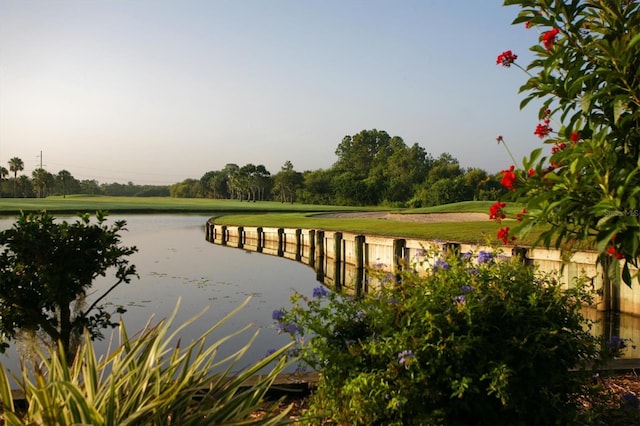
{"left": 37, "top": 150, "right": 43, "bottom": 169}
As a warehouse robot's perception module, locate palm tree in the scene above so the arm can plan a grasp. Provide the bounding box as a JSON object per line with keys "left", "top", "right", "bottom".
{"left": 0, "top": 166, "right": 8, "bottom": 198}
{"left": 8, "top": 157, "right": 24, "bottom": 197}
{"left": 57, "top": 169, "right": 72, "bottom": 198}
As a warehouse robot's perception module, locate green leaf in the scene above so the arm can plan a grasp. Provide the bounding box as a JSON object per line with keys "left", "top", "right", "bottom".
{"left": 613, "top": 97, "right": 626, "bottom": 124}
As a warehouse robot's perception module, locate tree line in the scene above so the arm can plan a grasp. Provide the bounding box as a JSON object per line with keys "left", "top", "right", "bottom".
{"left": 0, "top": 157, "right": 169, "bottom": 198}
{"left": 1, "top": 129, "right": 506, "bottom": 206}
{"left": 174, "top": 129, "right": 506, "bottom": 207}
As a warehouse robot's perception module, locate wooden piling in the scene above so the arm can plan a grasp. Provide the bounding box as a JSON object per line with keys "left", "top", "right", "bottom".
{"left": 333, "top": 232, "right": 343, "bottom": 291}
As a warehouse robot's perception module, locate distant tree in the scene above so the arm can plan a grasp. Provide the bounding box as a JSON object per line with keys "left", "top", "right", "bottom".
{"left": 32, "top": 168, "right": 55, "bottom": 198}
{"left": 17, "top": 175, "right": 32, "bottom": 198}
{"left": 169, "top": 179, "right": 200, "bottom": 198}
{"left": 0, "top": 211, "right": 137, "bottom": 359}
{"left": 272, "top": 161, "right": 303, "bottom": 203}
{"left": 0, "top": 166, "right": 7, "bottom": 198}
{"left": 56, "top": 170, "right": 73, "bottom": 198}
{"left": 79, "top": 180, "right": 102, "bottom": 195}
{"left": 300, "top": 168, "right": 336, "bottom": 205}
{"left": 8, "top": 157, "right": 24, "bottom": 197}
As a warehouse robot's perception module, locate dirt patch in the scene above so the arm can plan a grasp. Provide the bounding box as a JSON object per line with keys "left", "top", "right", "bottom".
{"left": 317, "top": 212, "right": 489, "bottom": 222}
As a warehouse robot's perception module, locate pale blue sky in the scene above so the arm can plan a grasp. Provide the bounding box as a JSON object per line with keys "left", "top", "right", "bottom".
{"left": 0, "top": 0, "right": 542, "bottom": 185}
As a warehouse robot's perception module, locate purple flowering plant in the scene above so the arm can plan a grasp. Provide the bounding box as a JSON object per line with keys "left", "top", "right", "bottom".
{"left": 272, "top": 245, "right": 618, "bottom": 425}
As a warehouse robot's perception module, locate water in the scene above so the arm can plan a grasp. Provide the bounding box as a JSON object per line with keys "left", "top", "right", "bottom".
{"left": 0, "top": 213, "right": 317, "bottom": 375}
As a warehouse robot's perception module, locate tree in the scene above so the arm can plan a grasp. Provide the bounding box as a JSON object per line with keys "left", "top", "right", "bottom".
{"left": 497, "top": 0, "right": 640, "bottom": 286}
{"left": 8, "top": 157, "right": 24, "bottom": 197}
{"left": 56, "top": 170, "right": 75, "bottom": 198}
{"left": 272, "top": 161, "right": 303, "bottom": 203}
{"left": 0, "top": 166, "right": 7, "bottom": 198}
{"left": 32, "top": 168, "right": 55, "bottom": 198}
{"left": 0, "top": 211, "right": 137, "bottom": 358}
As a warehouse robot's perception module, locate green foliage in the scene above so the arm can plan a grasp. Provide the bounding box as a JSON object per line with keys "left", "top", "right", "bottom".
{"left": 0, "top": 211, "right": 137, "bottom": 357}
{"left": 275, "top": 247, "right": 611, "bottom": 425}
{"left": 0, "top": 298, "right": 294, "bottom": 425}
{"left": 499, "top": 0, "right": 640, "bottom": 285}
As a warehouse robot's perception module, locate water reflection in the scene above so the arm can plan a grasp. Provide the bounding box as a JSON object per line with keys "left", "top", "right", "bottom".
{"left": 0, "top": 214, "right": 317, "bottom": 375}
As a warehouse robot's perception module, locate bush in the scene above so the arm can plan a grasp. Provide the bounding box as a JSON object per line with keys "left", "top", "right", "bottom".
{"left": 0, "top": 298, "right": 294, "bottom": 425}
{"left": 274, "top": 247, "right": 609, "bottom": 425}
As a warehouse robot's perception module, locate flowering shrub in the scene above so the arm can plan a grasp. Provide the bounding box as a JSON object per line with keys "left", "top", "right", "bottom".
{"left": 274, "top": 248, "right": 612, "bottom": 425}
{"left": 493, "top": 0, "right": 640, "bottom": 286}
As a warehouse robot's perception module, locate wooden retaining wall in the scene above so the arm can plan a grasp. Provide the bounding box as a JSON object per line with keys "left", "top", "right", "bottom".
{"left": 206, "top": 220, "right": 640, "bottom": 361}
{"left": 205, "top": 221, "right": 640, "bottom": 316}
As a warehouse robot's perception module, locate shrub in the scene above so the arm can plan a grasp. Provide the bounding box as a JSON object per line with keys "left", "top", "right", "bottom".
{"left": 275, "top": 247, "right": 608, "bottom": 425}
{"left": 0, "top": 298, "right": 294, "bottom": 425}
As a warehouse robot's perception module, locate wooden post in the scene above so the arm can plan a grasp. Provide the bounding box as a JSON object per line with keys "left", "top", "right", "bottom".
{"left": 316, "top": 230, "right": 325, "bottom": 282}
{"left": 237, "top": 226, "right": 244, "bottom": 248}
{"left": 308, "top": 230, "right": 316, "bottom": 267}
{"left": 334, "top": 232, "right": 343, "bottom": 291}
{"left": 278, "top": 228, "right": 285, "bottom": 257}
{"left": 295, "top": 229, "right": 302, "bottom": 261}
{"left": 443, "top": 242, "right": 460, "bottom": 256}
{"left": 256, "top": 227, "right": 263, "bottom": 253}
{"left": 355, "top": 235, "right": 366, "bottom": 297}
{"left": 221, "top": 225, "right": 228, "bottom": 246}
{"left": 393, "top": 239, "right": 406, "bottom": 284}
{"left": 511, "top": 247, "right": 532, "bottom": 266}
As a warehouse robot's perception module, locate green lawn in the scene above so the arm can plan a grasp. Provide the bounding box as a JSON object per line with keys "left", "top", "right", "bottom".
{"left": 0, "top": 197, "right": 538, "bottom": 245}
{"left": 0, "top": 196, "right": 378, "bottom": 215}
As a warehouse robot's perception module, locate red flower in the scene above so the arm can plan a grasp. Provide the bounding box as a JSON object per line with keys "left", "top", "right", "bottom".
{"left": 525, "top": 21, "right": 531, "bottom": 29}
{"left": 496, "top": 135, "right": 504, "bottom": 143}
{"left": 500, "top": 165, "right": 517, "bottom": 190}
{"left": 516, "top": 208, "right": 527, "bottom": 222}
{"left": 541, "top": 28, "right": 559, "bottom": 51}
{"left": 496, "top": 50, "right": 518, "bottom": 67}
{"left": 534, "top": 123, "right": 553, "bottom": 139}
{"left": 489, "top": 201, "right": 507, "bottom": 221}
{"left": 528, "top": 168, "right": 535, "bottom": 177}
{"left": 551, "top": 142, "right": 567, "bottom": 154}
{"left": 607, "top": 246, "right": 624, "bottom": 260}
{"left": 570, "top": 132, "right": 580, "bottom": 144}
{"left": 497, "top": 227, "right": 515, "bottom": 244}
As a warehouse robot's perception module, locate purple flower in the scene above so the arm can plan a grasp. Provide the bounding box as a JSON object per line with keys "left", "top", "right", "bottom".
{"left": 608, "top": 336, "right": 627, "bottom": 351}
{"left": 460, "top": 285, "right": 473, "bottom": 294}
{"left": 277, "top": 322, "right": 302, "bottom": 335}
{"left": 264, "top": 348, "right": 277, "bottom": 358}
{"left": 355, "top": 310, "right": 365, "bottom": 322}
{"left": 454, "top": 295, "right": 466, "bottom": 305}
{"left": 461, "top": 251, "right": 472, "bottom": 260}
{"left": 313, "top": 286, "right": 329, "bottom": 298}
{"left": 477, "top": 250, "right": 494, "bottom": 264}
{"left": 398, "top": 349, "right": 414, "bottom": 368}
{"left": 622, "top": 393, "right": 640, "bottom": 410}
{"left": 434, "top": 258, "right": 449, "bottom": 271}
{"left": 272, "top": 309, "right": 285, "bottom": 321}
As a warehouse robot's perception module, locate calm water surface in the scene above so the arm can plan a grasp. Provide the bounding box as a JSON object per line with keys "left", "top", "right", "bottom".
{"left": 0, "top": 214, "right": 317, "bottom": 374}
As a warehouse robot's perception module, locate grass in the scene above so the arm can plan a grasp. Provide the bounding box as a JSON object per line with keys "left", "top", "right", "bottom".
{"left": 211, "top": 212, "right": 544, "bottom": 245}
{"left": 0, "top": 196, "right": 379, "bottom": 216}
{"left": 0, "top": 197, "right": 540, "bottom": 245}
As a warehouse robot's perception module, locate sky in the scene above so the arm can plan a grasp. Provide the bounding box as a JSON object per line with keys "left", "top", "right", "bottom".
{"left": 0, "top": 0, "right": 544, "bottom": 185}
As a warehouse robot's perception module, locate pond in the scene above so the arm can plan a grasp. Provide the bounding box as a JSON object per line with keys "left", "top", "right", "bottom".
{"left": 0, "top": 213, "right": 317, "bottom": 376}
